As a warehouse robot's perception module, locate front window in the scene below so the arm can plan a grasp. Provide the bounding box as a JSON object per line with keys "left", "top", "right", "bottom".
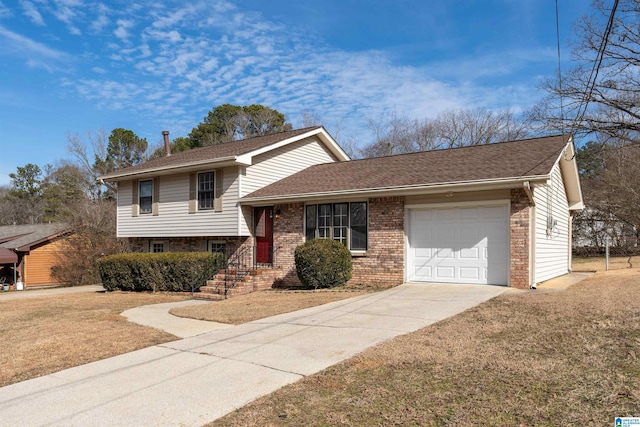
{"left": 305, "top": 202, "right": 368, "bottom": 251}
{"left": 198, "top": 172, "right": 214, "bottom": 210}
{"left": 305, "top": 205, "right": 317, "bottom": 240}
{"left": 151, "top": 242, "right": 164, "bottom": 253}
{"left": 317, "top": 204, "right": 332, "bottom": 238}
{"left": 139, "top": 180, "right": 153, "bottom": 214}
{"left": 333, "top": 203, "right": 348, "bottom": 245}
{"left": 349, "top": 202, "right": 367, "bottom": 250}
{"left": 208, "top": 240, "right": 226, "bottom": 254}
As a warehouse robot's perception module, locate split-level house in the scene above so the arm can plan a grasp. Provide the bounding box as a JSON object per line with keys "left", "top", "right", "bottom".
{"left": 100, "top": 126, "right": 583, "bottom": 291}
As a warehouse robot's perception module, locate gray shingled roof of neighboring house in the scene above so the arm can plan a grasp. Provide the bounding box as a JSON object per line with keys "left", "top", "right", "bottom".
{"left": 0, "top": 223, "right": 71, "bottom": 251}
{"left": 243, "top": 135, "right": 571, "bottom": 200}
{"left": 100, "top": 126, "right": 323, "bottom": 180}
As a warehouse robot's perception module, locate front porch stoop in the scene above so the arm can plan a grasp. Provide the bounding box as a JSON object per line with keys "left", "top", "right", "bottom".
{"left": 197, "top": 268, "right": 283, "bottom": 300}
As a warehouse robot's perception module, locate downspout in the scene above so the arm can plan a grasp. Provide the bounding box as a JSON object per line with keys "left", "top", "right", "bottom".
{"left": 523, "top": 181, "right": 535, "bottom": 206}
{"left": 523, "top": 182, "right": 536, "bottom": 289}
{"left": 568, "top": 212, "right": 574, "bottom": 273}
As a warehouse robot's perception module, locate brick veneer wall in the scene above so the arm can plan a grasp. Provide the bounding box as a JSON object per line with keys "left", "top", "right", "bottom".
{"left": 350, "top": 197, "right": 405, "bottom": 287}
{"left": 509, "top": 188, "right": 530, "bottom": 288}
{"left": 127, "top": 236, "right": 250, "bottom": 255}
{"left": 273, "top": 202, "right": 305, "bottom": 286}
{"left": 272, "top": 198, "right": 405, "bottom": 288}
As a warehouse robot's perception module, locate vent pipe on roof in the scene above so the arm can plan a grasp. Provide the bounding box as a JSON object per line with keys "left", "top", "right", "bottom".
{"left": 162, "top": 130, "right": 171, "bottom": 157}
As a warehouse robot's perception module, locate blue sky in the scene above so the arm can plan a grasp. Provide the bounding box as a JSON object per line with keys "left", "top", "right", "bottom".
{"left": 0, "top": 0, "right": 592, "bottom": 186}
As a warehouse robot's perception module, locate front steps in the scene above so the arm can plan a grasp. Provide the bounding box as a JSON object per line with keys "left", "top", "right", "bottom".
{"left": 197, "top": 268, "right": 282, "bottom": 300}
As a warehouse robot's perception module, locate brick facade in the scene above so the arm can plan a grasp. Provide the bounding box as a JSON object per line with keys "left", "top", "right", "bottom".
{"left": 127, "top": 236, "right": 250, "bottom": 255}
{"left": 271, "top": 197, "right": 405, "bottom": 288}
{"left": 273, "top": 202, "right": 305, "bottom": 285}
{"left": 509, "top": 188, "right": 531, "bottom": 288}
{"left": 350, "top": 197, "right": 405, "bottom": 287}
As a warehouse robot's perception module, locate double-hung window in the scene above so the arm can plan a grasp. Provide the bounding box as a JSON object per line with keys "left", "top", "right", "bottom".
{"left": 198, "top": 172, "right": 214, "bottom": 210}
{"left": 139, "top": 180, "right": 153, "bottom": 214}
{"left": 305, "top": 202, "right": 368, "bottom": 251}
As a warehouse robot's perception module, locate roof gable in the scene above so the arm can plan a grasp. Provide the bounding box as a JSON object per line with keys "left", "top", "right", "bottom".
{"left": 243, "top": 135, "right": 581, "bottom": 203}
{"left": 100, "top": 126, "right": 349, "bottom": 181}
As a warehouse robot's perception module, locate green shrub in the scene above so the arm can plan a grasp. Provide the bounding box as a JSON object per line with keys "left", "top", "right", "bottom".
{"left": 97, "top": 252, "right": 225, "bottom": 292}
{"left": 294, "top": 239, "right": 352, "bottom": 289}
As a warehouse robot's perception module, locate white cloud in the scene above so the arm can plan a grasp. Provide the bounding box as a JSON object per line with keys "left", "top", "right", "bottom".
{"left": 114, "top": 18, "right": 134, "bottom": 41}
{"left": 20, "top": 0, "right": 45, "bottom": 26}
{"left": 0, "top": 1, "right": 11, "bottom": 19}
{"left": 91, "top": 14, "right": 109, "bottom": 32}
{"left": 0, "top": 26, "right": 68, "bottom": 60}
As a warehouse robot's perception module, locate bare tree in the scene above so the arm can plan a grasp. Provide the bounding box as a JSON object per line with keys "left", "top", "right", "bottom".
{"left": 51, "top": 197, "right": 126, "bottom": 286}
{"left": 361, "top": 107, "right": 529, "bottom": 158}
{"left": 67, "top": 129, "right": 109, "bottom": 198}
{"left": 531, "top": 0, "right": 640, "bottom": 145}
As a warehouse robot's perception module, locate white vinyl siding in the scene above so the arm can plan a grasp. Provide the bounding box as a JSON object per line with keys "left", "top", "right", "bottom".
{"left": 116, "top": 136, "right": 341, "bottom": 238}
{"left": 534, "top": 164, "right": 570, "bottom": 283}
{"left": 117, "top": 167, "right": 243, "bottom": 238}
{"left": 241, "top": 136, "right": 337, "bottom": 197}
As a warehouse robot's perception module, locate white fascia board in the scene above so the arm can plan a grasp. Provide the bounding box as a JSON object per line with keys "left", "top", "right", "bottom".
{"left": 240, "top": 175, "right": 550, "bottom": 205}
{"left": 101, "top": 156, "right": 242, "bottom": 182}
{"left": 555, "top": 137, "right": 585, "bottom": 211}
{"left": 237, "top": 127, "right": 350, "bottom": 165}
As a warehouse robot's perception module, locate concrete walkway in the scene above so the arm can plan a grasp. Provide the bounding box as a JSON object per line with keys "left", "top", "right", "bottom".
{"left": 0, "top": 283, "right": 512, "bottom": 426}
{"left": 122, "top": 300, "right": 234, "bottom": 338}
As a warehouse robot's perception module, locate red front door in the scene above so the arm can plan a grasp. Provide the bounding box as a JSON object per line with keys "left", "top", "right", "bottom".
{"left": 254, "top": 207, "right": 273, "bottom": 264}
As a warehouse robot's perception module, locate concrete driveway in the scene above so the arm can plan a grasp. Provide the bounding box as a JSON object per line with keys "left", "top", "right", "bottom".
{"left": 0, "top": 283, "right": 511, "bottom": 426}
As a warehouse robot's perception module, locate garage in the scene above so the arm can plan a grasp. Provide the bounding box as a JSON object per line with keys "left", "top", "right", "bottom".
{"left": 407, "top": 204, "right": 510, "bottom": 285}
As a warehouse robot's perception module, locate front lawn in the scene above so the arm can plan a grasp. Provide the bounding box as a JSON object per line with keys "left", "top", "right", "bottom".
{"left": 0, "top": 291, "right": 187, "bottom": 387}
{"left": 211, "top": 269, "right": 640, "bottom": 426}
{"left": 170, "top": 289, "right": 371, "bottom": 324}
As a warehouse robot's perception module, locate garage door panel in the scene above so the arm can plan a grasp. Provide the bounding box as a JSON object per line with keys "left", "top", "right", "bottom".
{"left": 414, "top": 266, "right": 433, "bottom": 278}
{"left": 409, "top": 205, "right": 509, "bottom": 285}
{"left": 483, "top": 205, "right": 507, "bottom": 219}
{"left": 414, "top": 247, "right": 432, "bottom": 257}
{"left": 459, "top": 247, "right": 479, "bottom": 259}
{"left": 435, "top": 248, "right": 454, "bottom": 259}
{"left": 436, "top": 228, "right": 455, "bottom": 241}
{"left": 458, "top": 208, "right": 479, "bottom": 220}
{"left": 459, "top": 267, "right": 480, "bottom": 280}
{"left": 435, "top": 209, "right": 456, "bottom": 220}
{"left": 435, "top": 266, "right": 455, "bottom": 279}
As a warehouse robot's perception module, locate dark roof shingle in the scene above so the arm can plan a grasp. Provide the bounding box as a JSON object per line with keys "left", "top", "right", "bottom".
{"left": 0, "top": 223, "right": 71, "bottom": 251}
{"left": 244, "top": 135, "right": 570, "bottom": 199}
{"left": 101, "top": 127, "right": 322, "bottom": 180}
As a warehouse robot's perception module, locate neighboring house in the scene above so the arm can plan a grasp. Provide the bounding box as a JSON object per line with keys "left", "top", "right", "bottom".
{"left": 572, "top": 207, "right": 637, "bottom": 249}
{"left": 0, "top": 223, "right": 72, "bottom": 288}
{"left": 101, "top": 127, "right": 583, "bottom": 289}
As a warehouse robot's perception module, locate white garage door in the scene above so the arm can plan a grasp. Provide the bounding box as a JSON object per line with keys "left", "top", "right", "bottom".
{"left": 408, "top": 204, "right": 509, "bottom": 285}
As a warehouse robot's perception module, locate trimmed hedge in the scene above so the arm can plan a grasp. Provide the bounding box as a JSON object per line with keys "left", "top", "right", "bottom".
{"left": 97, "top": 252, "right": 225, "bottom": 292}
{"left": 294, "top": 239, "right": 352, "bottom": 289}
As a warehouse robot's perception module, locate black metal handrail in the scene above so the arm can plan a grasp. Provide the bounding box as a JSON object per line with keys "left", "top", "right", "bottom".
{"left": 222, "top": 245, "right": 253, "bottom": 298}
{"left": 219, "top": 244, "right": 283, "bottom": 298}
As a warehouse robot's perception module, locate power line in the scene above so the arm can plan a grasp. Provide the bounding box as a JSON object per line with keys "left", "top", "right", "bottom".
{"left": 555, "top": 0, "right": 564, "bottom": 136}
{"left": 572, "top": 0, "right": 619, "bottom": 127}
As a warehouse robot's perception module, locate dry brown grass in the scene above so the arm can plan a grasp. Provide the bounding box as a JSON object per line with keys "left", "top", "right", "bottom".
{"left": 573, "top": 255, "right": 640, "bottom": 272}
{"left": 0, "top": 292, "right": 187, "bottom": 387}
{"left": 211, "top": 269, "right": 640, "bottom": 426}
{"left": 170, "top": 290, "right": 371, "bottom": 324}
